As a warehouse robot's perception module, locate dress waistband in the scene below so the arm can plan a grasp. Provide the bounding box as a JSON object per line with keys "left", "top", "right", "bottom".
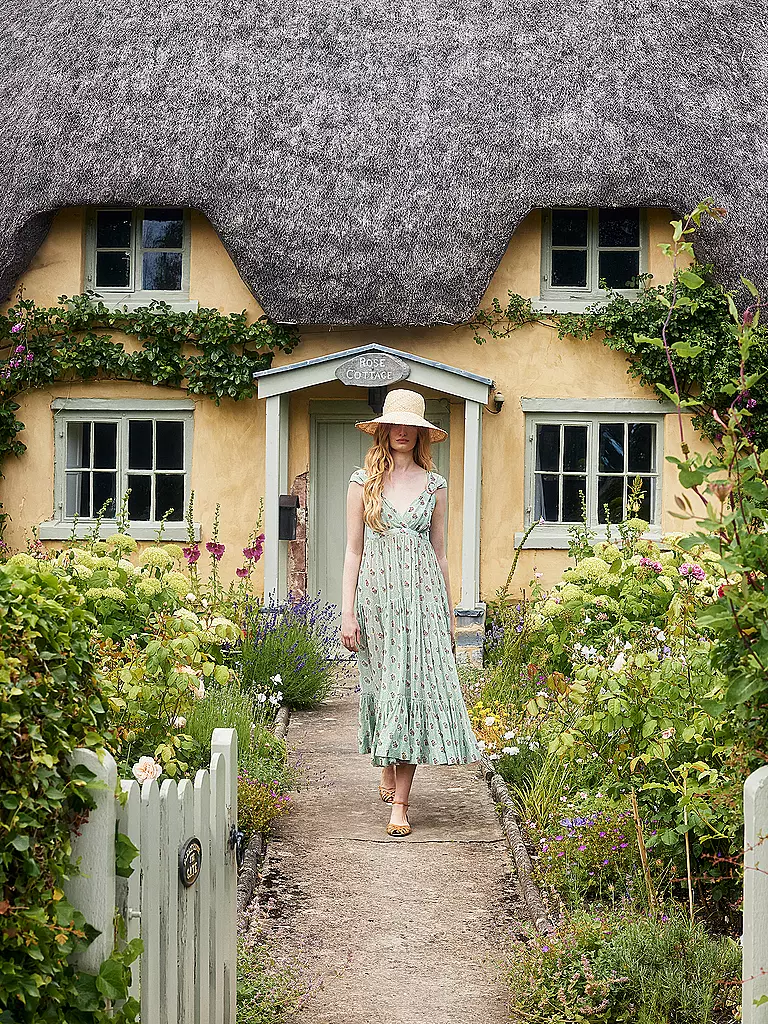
{"left": 374, "top": 526, "right": 426, "bottom": 540}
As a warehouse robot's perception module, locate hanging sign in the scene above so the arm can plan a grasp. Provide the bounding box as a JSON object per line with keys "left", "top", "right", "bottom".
{"left": 179, "top": 837, "right": 203, "bottom": 888}
{"left": 335, "top": 353, "right": 410, "bottom": 387}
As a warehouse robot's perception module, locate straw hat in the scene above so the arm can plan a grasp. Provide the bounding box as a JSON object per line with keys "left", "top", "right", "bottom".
{"left": 355, "top": 388, "right": 447, "bottom": 443}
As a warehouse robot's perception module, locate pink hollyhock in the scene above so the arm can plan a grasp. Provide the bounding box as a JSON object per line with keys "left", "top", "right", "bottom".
{"left": 236, "top": 567, "right": 249, "bottom": 578}
{"left": 183, "top": 544, "right": 200, "bottom": 565}
{"left": 206, "top": 542, "right": 225, "bottom": 561}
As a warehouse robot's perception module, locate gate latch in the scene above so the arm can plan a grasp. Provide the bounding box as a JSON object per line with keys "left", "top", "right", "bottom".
{"left": 229, "top": 824, "right": 246, "bottom": 872}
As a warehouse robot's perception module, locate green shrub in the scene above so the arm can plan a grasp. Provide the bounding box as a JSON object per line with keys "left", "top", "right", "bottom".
{"left": 0, "top": 561, "right": 138, "bottom": 1022}
{"left": 237, "top": 931, "right": 314, "bottom": 1024}
{"left": 508, "top": 909, "right": 740, "bottom": 1024}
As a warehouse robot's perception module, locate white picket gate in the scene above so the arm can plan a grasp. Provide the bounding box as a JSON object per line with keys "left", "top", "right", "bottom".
{"left": 744, "top": 765, "right": 768, "bottom": 1023}
{"left": 66, "top": 728, "right": 239, "bottom": 1023}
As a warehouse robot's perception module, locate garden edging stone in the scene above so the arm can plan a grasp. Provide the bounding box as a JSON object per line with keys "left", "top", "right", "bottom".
{"left": 480, "top": 752, "right": 556, "bottom": 935}
{"left": 236, "top": 702, "right": 292, "bottom": 917}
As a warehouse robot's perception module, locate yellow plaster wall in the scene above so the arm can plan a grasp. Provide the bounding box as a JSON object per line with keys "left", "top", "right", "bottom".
{"left": 1, "top": 205, "right": 710, "bottom": 602}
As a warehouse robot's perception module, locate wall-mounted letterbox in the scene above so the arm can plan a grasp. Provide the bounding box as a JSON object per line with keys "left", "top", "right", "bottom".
{"left": 278, "top": 494, "right": 300, "bottom": 540}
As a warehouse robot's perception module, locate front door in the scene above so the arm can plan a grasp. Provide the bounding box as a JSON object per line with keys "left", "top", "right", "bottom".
{"left": 308, "top": 399, "right": 450, "bottom": 624}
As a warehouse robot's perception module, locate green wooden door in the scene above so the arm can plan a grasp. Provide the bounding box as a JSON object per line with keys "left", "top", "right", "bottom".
{"left": 308, "top": 400, "right": 450, "bottom": 624}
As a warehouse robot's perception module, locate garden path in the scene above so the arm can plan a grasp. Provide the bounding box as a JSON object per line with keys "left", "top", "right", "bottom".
{"left": 253, "top": 663, "right": 523, "bottom": 1024}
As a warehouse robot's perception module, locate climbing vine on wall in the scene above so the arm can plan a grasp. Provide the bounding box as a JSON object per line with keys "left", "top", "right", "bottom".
{"left": 0, "top": 290, "right": 300, "bottom": 473}
{"left": 467, "top": 263, "right": 768, "bottom": 451}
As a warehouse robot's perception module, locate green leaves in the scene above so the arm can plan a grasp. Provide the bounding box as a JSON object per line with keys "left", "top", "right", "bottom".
{"left": 678, "top": 270, "right": 705, "bottom": 290}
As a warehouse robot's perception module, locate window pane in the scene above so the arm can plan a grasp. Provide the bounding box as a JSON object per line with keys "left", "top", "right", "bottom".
{"left": 66, "top": 472, "right": 90, "bottom": 517}
{"left": 599, "top": 423, "right": 625, "bottom": 473}
{"left": 93, "top": 472, "right": 117, "bottom": 518}
{"left": 551, "top": 249, "right": 587, "bottom": 287}
{"left": 96, "top": 210, "right": 132, "bottom": 248}
{"left": 598, "top": 208, "right": 639, "bottom": 248}
{"left": 535, "top": 474, "right": 560, "bottom": 522}
{"left": 129, "top": 420, "right": 153, "bottom": 470}
{"left": 562, "top": 476, "right": 587, "bottom": 522}
{"left": 93, "top": 422, "right": 117, "bottom": 469}
{"left": 128, "top": 475, "right": 152, "bottom": 520}
{"left": 96, "top": 250, "right": 131, "bottom": 288}
{"left": 628, "top": 422, "right": 654, "bottom": 473}
{"left": 142, "top": 209, "right": 184, "bottom": 249}
{"left": 142, "top": 251, "right": 182, "bottom": 290}
{"left": 551, "top": 209, "right": 588, "bottom": 247}
{"left": 597, "top": 475, "right": 624, "bottom": 524}
{"left": 66, "top": 421, "right": 91, "bottom": 468}
{"left": 637, "top": 477, "right": 653, "bottom": 521}
{"left": 536, "top": 424, "right": 560, "bottom": 472}
{"left": 156, "top": 421, "right": 184, "bottom": 470}
{"left": 598, "top": 250, "right": 640, "bottom": 289}
{"left": 563, "top": 426, "right": 587, "bottom": 472}
{"left": 156, "top": 475, "right": 184, "bottom": 521}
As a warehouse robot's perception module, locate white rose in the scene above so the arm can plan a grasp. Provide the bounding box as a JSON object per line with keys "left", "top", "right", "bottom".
{"left": 132, "top": 756, "right": 163, "bottom": 784}
{"left": 610, "top": 652, "right": 626, "bottom": 673}
{"left": 172, "top": 716, "right": 187, "bottom": 729}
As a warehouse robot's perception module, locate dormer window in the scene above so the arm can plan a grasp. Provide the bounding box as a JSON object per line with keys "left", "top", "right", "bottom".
{"left": 536, "top": 208, "right": 647, "bottom": 312}
{"left": 84, "top": 207, "right": 196, "bottom": 311}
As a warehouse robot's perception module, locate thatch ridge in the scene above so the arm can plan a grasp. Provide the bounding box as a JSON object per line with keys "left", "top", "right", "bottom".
{"left": 0, "top": 1, "right": 760, "bottom": 325}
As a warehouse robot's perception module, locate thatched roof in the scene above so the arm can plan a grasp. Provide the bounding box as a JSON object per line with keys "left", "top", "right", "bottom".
{"left": 0, "top": 1, "right": 757, "bottom": 326}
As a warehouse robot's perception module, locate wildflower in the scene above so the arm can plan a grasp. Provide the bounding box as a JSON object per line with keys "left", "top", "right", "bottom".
{"left": 206, "top": 541, "right": 226, "bottom": 561}
{"left": 132, "top": 756, "right": 163, "bottom": 784}
{"left": 503, "top": 731, "right": 515, "bottom": 740}
{"left": 484, "top": 715, "right": 496, "bottom": 726}
{"left": 10, "top": 322, "right": 22, "bottom": 333}
{"left": 271, "top": 673, "right": 283, "bottom": 684}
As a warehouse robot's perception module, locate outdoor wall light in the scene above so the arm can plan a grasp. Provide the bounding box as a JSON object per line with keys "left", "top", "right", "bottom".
{"left": 489, "top": 390, "right": 505, "bottom": 414}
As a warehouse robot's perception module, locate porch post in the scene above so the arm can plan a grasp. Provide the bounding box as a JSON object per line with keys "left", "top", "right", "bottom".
{"left": 460, "top": 399, "right": 482, "bottom": 610}
{"left": 264, "top": 394, "right": 289, "bottom": 603}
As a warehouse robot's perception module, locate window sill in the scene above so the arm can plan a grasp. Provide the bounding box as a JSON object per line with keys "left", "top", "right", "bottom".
{"left": 38, "top": 521, "right": 201, "bottom": 542}
{"left": 513, "top": 526, "right": 662, "bottom": 550}
{"left": 76, "top": 296, "right": 199, "bottom": 313}
{"left": 530, "top": 293, "right": 640, "bottom": 314}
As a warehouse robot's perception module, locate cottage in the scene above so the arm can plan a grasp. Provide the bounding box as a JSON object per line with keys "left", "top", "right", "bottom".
{"left": 2, "top": 1, "right": 750, "bottom": 660}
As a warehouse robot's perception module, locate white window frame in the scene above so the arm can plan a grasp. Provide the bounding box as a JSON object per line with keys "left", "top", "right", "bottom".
{"left": 39, "top": 399, "right": 200, "bottom": 541}
{"left": 515, "top": 399, "right": 669, "bottom": 549}
{"left": 84, "top": 207, "right": 198, "bottom": 312}
{"left": 533, "top": 207, "right": 648, "bottom": 313}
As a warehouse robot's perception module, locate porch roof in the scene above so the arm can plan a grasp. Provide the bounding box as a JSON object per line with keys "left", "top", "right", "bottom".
{"left": 254, "top": 343, "right": 493, "bottom": 403}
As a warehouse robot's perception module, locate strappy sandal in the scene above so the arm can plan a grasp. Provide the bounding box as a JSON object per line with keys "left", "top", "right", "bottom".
{"left": 378, "top": 785, "right": 395, "bottom": 804}
{"left": 386, "top": 801, "right": 411, "bottom": 837}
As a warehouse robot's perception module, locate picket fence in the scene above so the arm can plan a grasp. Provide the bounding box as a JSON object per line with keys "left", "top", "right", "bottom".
{"left": 66, "top": 728, "right": 239, "bottom": 1024}
{"left": 745, "top": 765, "right": 768, "bottom": 1023}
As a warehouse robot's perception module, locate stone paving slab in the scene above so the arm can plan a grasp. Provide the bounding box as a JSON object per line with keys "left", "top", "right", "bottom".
{"left": 257, "top": 664, "right": 524, "bottom": 1024}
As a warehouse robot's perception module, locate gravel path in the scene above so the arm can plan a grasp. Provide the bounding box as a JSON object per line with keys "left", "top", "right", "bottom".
{"left": 251, "top": 664, "right": 524, "bottom": 1024}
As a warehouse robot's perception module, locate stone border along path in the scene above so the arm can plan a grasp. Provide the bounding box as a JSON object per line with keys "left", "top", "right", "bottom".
{"left": 242, "top": 661, "right": 526, "bottom": 1024}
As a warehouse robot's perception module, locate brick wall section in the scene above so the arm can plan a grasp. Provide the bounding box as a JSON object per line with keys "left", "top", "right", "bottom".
{"left": 287, "top": 471, "right": 308, "bottom": 598}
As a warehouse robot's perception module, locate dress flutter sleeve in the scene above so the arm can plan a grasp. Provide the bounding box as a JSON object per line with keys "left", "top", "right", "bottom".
{"left": 434, "top": 473, "right": 447, "bottom": 489}
{"left": 349, "top": 468, "right": 366, "bottom": 485}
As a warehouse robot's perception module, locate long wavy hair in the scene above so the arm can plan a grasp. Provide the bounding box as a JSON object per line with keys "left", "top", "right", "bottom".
{"left": 360, "top": 424, "right": 436, "bottom": 534}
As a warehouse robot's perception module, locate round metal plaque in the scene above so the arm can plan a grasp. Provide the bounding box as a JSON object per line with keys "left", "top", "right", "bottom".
{"left": 179, "top": 837, "right": 203, "bottom": 888}
{"left": 334, "top": 353, "right": 410, "bottom": 387}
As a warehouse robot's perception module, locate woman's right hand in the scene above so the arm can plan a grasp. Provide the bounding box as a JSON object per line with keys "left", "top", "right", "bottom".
{"left": 340, "top": 610, "right": 361, "bottom": 652}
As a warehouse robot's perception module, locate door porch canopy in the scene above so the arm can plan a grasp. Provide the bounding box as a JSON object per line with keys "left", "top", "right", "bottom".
{"left": 253, "top": 343, "right": 493, "bottom": 614}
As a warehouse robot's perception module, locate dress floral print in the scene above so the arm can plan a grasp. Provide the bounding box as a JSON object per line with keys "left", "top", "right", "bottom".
{"left": 350, "top": 467, "right": 482, "bottom": 767}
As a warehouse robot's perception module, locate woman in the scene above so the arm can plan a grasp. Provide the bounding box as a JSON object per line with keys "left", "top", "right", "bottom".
{"left": 340, "top": 388, "right": 482, "bottom": 838}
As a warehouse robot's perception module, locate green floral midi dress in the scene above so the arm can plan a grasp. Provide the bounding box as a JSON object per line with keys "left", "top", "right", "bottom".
{"left": 349, "top": 467, "right": 482, "bottom": 767}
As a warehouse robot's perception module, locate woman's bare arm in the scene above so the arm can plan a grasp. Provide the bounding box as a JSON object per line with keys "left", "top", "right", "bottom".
{"left": 341, "top": 480, "right": 365, "bottom": 651}
{"left": 429, "top": 487, "right": 456, "bottom": 643}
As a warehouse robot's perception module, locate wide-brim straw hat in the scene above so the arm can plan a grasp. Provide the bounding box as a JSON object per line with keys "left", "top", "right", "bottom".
{"left": 355, "top": 388, "right": 447, "bottom": 443}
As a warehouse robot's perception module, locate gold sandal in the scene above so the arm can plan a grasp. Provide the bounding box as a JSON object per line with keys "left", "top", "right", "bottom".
{"left": 386, "top": 800, "right": 411, "bottom": 837}
{"left": 378, "top": 785, "right": 395, "bottom": 804}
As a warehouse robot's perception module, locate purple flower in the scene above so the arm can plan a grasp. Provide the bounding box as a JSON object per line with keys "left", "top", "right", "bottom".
{"left": 639, "top": 557, "right": 663, "bottom": 572}
{"left": 236, "top": 566, "right": 249, "bottom": 578}
{"left": 679, "top": 562, "right": 706, "bottom": 582}
{"left": 183, "top": 543, "right": 200, "bottom": 565}
{"left": 10, "top": 323, "right": 22, "bottom": 333}
{"left": 206, "top": 541, "right": 225, "bottom": 561}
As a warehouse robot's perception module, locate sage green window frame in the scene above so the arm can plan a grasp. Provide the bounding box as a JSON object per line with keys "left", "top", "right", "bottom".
{"left": 84, "top": 207, "right": 194, "bottom": 308}
{"left": 519, "top": 407, "right": 664, "bottom": 548}
{"left": 539, "top": 208, "right": 648, "bottom": 304}
{"left": 39, "top": 399, "right": 198, "bottom": 542}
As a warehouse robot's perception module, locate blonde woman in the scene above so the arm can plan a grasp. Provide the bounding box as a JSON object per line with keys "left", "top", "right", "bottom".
{"left": 341, "top": 388, "right": 482, "bottom": 837}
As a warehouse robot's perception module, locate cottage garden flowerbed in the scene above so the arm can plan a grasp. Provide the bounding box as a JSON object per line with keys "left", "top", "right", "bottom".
{"left": 0, "top": 499, "right": 338, "bottom": 1022}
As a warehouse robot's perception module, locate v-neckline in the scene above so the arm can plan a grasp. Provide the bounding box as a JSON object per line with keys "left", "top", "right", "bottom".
{"left": 381, "top": 470, "right": 432, "bottom": 518}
